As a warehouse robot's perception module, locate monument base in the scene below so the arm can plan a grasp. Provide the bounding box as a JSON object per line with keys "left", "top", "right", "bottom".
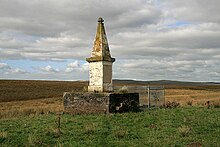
{"left": 63, "top": 92, "right": 140, "bottom": 114}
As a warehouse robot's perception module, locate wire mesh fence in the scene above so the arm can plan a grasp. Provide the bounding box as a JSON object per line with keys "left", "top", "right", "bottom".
{"left": 114, "top": 86, "right": 165, "bottom": 108}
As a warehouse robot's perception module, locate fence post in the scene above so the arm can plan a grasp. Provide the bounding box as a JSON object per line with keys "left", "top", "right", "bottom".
{"left": 163, "top": 85, "right": 165, "bottom": 107}
{"left": 148, "top": 85, "right": 150, "bottom": 108}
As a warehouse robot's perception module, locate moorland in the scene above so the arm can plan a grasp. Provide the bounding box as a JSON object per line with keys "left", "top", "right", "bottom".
{"left": 0, "top": 80, "right": 219, "bottom": 146}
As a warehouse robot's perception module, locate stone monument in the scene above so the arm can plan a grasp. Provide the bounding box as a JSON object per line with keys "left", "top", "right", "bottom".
{"left": 86, "top": 17, "right": 115, "bottom": 92}
{"left": 63, "top": 17, "right": 140, "bottom": 114}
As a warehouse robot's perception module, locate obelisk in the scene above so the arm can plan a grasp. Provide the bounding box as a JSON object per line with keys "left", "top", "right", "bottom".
{"left": 86, "top": 17, "right": 115, "bottom": 92}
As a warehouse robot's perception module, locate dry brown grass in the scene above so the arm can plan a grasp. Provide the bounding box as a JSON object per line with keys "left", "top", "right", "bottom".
{"left": 166, "top": 89, "right": 220, "bottom": 106}
{"left": 0, "top": 80, "right": 88, "bottom": 102}
{"left": 0, "top": 97, "right": 63, "bottom": 119}
{"left": 0, "top": 80, "right": 220, "bottom": 119}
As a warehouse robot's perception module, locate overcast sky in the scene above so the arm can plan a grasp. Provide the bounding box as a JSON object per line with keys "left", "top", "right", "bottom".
{"left": 0, "top": 0, "right": 220, "bottom": 82}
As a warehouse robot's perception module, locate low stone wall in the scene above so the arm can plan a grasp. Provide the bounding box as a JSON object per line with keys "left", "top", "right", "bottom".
{"left": 63, "top": 92, "right": 140, "bottom": 114}
{"left": 63, "top": 92, "right": 109, "bottom": 114}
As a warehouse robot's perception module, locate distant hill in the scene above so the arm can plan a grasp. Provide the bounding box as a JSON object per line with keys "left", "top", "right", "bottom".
{"left": 113, "top": 79, "right": 220, "bottom": 86}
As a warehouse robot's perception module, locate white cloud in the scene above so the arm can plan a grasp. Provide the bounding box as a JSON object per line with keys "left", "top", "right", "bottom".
{"left": 81, "top": 62, "right": 89, "bottom": 71}
{"left": 65, "top": 61, "right": 89, "bottom": 73}
{"left": 0, "top": 63, "right": 10, "bottom": 70}
{"left": 12, "top": 68, "right": 27, "bottom": 74}
{"left": 39, "top": 65, "right": 60, "bottom": 73}
{"left": 0, "top": 62, "right": 27, "bottom": 75}
{"left": 65, "top": 61, "right": 80, "bottom": 73}
{"left": 67, "top": 61, "right": 80, "bottom": 68}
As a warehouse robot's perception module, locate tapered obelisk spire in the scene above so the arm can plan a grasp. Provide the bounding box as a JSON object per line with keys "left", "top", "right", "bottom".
{"left": 87, "top": 17, "right": 115, "bottom": 62}
{"left": 86, "top": 17, "right": 115, "bottom": 92}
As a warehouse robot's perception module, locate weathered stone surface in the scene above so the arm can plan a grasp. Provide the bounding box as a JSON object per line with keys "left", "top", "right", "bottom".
{"left": 63, "top": 92, "right": 140, "bottom": 114}
{"left": 86, "top": 17, "right": 115, "bottom": 62}
{"left": 86, "top": 17, "right": 115, "bottom": 92}
{"left": 88, "top": 61, "right": 113, "bottom": 92}
{"left": 63, "top": 92, "right": 110, "bottom": 114}
{"left": 109, "top": 93, "right": 140, "bottom": 113}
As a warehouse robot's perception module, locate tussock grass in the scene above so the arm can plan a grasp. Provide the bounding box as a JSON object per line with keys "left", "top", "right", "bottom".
{"left": 0, "top": 107, "right": 219, "bottom": 146}
{"left": 166, "top": 89, "right": 220, "bottom": 106}
{"left": 84, "top": 123, "right": 98, "bottom": 134}
{"left": 27, "top": 134, "right": 43, "bottom": 146}
{"left": 178, "top": 125, "right": 191, "bottom": 137}
{"left": 113, "top": 126, "right": 128, "bottom": 138}
{"left": 0, "top": 131, "right": 7, "bottom": 142}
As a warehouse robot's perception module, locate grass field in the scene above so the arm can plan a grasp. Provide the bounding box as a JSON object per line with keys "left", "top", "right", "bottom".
{"left": 0, "top": 107, "right": 219, "bottom": 146}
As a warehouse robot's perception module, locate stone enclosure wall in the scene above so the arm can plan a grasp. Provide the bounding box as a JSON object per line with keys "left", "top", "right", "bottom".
{"left": 63, "top": 92, "right": 139, "bottom": 114}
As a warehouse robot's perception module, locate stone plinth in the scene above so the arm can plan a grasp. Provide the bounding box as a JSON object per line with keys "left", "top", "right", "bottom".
{"left": 63, "top": 92, "right": 140, "bottom": 114}
{"left": 87, "top": 61, "right": 114, "bottom": 92}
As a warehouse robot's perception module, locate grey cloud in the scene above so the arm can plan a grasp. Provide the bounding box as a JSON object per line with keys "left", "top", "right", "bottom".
{"left": 109, "top": 23, "right": 220, "bottom": 63}
{"left": 152, "top": 26, "right": 220, "bottom": 49}
{"left": 0, "top": 32, "right": 29, "bottom": 49}
{"left": 0, "top": 32, "right": 91, "bottom": 60}
{"left": 161, "top": 0, "right": 220, "bottom": 23}
{"left": 113, "top": 59, "right": 220, "bottom": 82}
{"left": 0, "top": 0, "right": 160, "bottom": 37}
{"left": 108, "top": 4, "right": 161, "bottom": 30}
{"left": 0, "top": 0, "right": 220, "bottom": 81}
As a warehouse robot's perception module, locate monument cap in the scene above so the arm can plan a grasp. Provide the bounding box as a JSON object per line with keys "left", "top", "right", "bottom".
{"left": 98, "top": 17, "right": 104, "bottom": 23}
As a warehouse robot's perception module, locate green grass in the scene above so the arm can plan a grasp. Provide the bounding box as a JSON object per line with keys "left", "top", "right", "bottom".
{"left": 0, "top": 107, "right": 219, "bottom": 146}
